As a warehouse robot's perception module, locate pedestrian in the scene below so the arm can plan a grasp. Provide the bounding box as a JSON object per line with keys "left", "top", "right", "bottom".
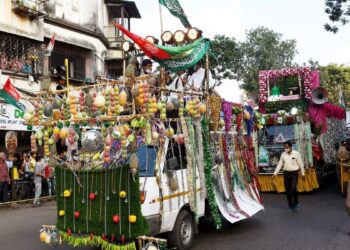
{"left": 273, "top": 141, "right": 305, "bottom": 212}
{"left": 0, "top": 152, "right": 10, "bottom": 202}
{"left": 33, "top": 155, "right": 44, "bottom": 207}
{"left": 21, "top": 154, "right": 31, "bottom": 179}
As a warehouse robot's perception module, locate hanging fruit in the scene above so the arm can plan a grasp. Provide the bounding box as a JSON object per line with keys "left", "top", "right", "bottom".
{"left": 160, "top": 99, "right": 166, "bottom": 120}
{"left": 112, "top": 215, "right": 120, "bottom": 224}
{"left": 145, "top": 122, "right": 152, "bottom": 145}
{"left": 35, "top": 130, "right": 43, "bottom": 146}
{"left": 63, "top": 190, "right": 71, "bottom": 197}
{"left": 58, "top": 210, "right": 65, "bottom": 216}
{"left": 129, "top": 153, "right": 139, "bottom": 175}
{"left": 69, "top": 95, "right": 77, "bottom": 119}
{"left": 74, "top": 211, "right": 80, "bottom": 219}
{"left": 104, "top": 133, "right": 112, "bottom": 164}
{"left": 178, "top": 96, "right": 184, "bottom": 117}
{"left": 119, "top": 191, "right": 126, "bottom": 198}
{"left": 128, "top": 215, "right": 137, "bottom": 224}
{"left": 89, "top": 192, "right": 96, "bottom": 200}
{"left": 40, "top": 230, "right": 47, "bottom": 242}
{"left": 59, "top": 127, "right": 69, "bottom": 140}
{"left": 94, "top": 92, "right": 106, "bottom": 109}
{"left": 114, "top": 86, "right": 120, "bottom": 115}
{"left": 23, "top": 111, "right": 33, "bottom": 123}
{"left": 165, "top": 126, "right": 174, "bottom": 138}
{"left": 52, "top": 96, "right": 62, "bottom": 109}
{"left": 43, "top": 102, "right": 53, "bottom": 117}
{"left": 33, "top": 101, "right": 39, "bottom": 125}
{"left": 147, "top": 96, "right": 158, "bottom": 114}
{"left": 85, "top": 93, "right": 93, "bottom": 108}
{"left": 119, "top": 90, "right": 127, "bottom": 107}
{"left": 44, "top": 130, "right": 50, "bottom": 156}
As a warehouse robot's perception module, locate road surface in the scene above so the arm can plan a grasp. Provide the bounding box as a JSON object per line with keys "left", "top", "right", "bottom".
{"left": 0, "top": 181, "right": 349, "bottom": 250}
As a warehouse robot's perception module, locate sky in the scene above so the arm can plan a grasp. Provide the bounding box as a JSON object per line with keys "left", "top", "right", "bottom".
{"left": 131, "top": 0, "right": 350, "bottom": 102}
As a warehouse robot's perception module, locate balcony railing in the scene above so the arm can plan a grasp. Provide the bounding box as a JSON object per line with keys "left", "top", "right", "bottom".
{"left": 12, "top": 0, "right": 48, "bottom": 19}
{"left": 104, "top": 25, "right": 123, "bottom": 42}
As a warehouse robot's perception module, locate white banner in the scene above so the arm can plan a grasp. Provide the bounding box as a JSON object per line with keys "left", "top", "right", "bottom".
{"left": 0, "top": 102, "right": 33, "bottom": 131}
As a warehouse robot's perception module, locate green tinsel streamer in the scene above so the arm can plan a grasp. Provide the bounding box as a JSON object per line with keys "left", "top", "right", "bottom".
{"left": 305, "top": 122, "right": 313, "bottom": 166}
{"left": 201, "top": 119, "right": 222, "bottom": 229}
{"left": 294, "top": 123, "right": 301, "bottom": 153}
{"left": 59, "top": 231, "right": 136, "bottom": 250}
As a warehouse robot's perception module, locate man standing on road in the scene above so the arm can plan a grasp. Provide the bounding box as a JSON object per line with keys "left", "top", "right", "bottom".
{"left": 0, "top": 152, "right": 10, "bottom": 202}
{"left": 273, "top": 141, "right": 305, "bottom": 212}
{"left": 33, "top": 155, "right": 44, "bottom": 207}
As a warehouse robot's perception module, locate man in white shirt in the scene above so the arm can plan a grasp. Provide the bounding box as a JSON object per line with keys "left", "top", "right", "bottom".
{"left": 187, "top": 62, "right": 216, "bottom": 93}
{"left": 273, "top": 141, "right": 305, "bottom": 212}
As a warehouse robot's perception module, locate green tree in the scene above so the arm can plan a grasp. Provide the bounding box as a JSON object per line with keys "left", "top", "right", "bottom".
{"left": 324, "top": 0, "right": 350, "bottom": 33}
{"left": 319, "top": 64, "right": 350, "bottom": 105}
{"left": 210, "top": 35, "right": 242, "bottom": 81}
{"left": 239, "top": 27, "right": 298, "bottom": 94}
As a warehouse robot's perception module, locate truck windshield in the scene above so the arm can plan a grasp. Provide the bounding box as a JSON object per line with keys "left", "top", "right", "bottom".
{"left": 137, "top": 144, "right": 158, "bottom": 177}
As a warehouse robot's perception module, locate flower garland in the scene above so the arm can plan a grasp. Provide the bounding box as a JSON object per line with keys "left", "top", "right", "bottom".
{"left": 201, "top": 119, "right": 222, "bottom": 229}
{"left": 180, "top": 118, "right": 196, "bottom": 212}
{"left": 259, "top": 67, "right": 313, "bottom": 103}
{"left": 194, "top": 120, "right": 207, "bottom": 198}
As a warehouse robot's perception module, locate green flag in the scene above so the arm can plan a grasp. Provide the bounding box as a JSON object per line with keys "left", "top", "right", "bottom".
{"left": 159, "top": 0, "right": 191, "bottom": 28}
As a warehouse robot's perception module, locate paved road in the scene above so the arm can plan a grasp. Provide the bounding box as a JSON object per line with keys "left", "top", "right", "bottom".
{"left": 0, "top": 181, "right": 349, "bottom": 250}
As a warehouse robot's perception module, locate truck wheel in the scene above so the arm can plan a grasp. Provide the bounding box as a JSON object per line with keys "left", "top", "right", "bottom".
{"left": 168, "top": 209, "right": 194, "bottom": 250}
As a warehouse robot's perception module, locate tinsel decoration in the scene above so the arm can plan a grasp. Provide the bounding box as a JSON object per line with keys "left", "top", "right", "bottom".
{"left": 180, "top": 118, "right": 196, "bottom": 212}
{"left": 59, "top": 231, "right": 136, "bottom": 250}
{"left": 233, "top": 104, "right": 243, "bottom": 133}
{"left": 193, "top": 120, "right": 206, "bottom": 198}
{"left": 209, "top": 95, "right": 221, "bottom": 131}
{"left": 244, "top": 106, "right": 254, "bottom": 136}
{"left": 201, "top": 119, "right": 222, "bottom": 229}
{"left": 305, "top": 123, "right": 313, "bottom": 166}
{"left": 222, "top": 101, "right": 233, "bottom": 133}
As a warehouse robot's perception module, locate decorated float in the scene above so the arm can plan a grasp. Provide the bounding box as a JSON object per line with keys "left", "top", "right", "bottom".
{"left": 22, "top": 4, "right": 264, "bottom": 249}
{"left": 256, "top": 67, "right": 346, "bottom": 192}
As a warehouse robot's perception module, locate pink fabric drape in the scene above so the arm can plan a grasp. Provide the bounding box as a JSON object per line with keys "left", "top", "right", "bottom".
{"left": 311, "top": 71, "right": 320, "bottom": 89}
{"left": 308, "top": 102, "right": 345, "bottom": 134}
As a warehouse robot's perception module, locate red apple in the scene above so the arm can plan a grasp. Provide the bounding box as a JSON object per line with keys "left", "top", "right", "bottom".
{"left": 112, "top": 215, "right": 120, "bottom": 224}
{"left": 89, "top": 192, "right": 96, "bottom": 200}
{"left": 67, "top": 228, "right": 71, "bottom": 236}
{"left": 74, "top": 211, "right": 80, "bottom": 219}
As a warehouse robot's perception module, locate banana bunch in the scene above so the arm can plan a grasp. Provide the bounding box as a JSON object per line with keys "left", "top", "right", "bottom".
{"left": 131, "top": 116, "right": 148, "bottom": 128}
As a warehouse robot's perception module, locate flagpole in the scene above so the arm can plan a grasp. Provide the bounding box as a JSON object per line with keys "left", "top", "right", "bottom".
{"left": 65, "top": 59, "right": 70, "bottom": 95}
{"left": 159, "top": 3, "right": 164, "bottom": 34}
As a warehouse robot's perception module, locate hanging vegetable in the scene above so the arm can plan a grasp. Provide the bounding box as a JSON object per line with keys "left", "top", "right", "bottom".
{"left": 44, "top": 129, "right": 50, "bottom": 156}
{"left": 147, "top": 95, "right": 158, "bottom": 114}
{"left": 114, "top": 85, "right": 120, "bottom": 115}
{"left": 94, "top": 91, "right": 106, "bottom": 109}
{"left": 129, "top": 153, "right": 139, "bottom": 176}
{"left": 104, "top": 132, "right": 112, "bottom": 164}
{"left": 179, "top": 95, "right": 184, "bottom": 117}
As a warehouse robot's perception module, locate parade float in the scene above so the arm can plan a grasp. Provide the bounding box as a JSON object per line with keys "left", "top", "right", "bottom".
{"left": 18, "top": 2, "right": 264, "bottom": 249}
{"left": 256, "top": 67, "right": 346, "bottom": 192}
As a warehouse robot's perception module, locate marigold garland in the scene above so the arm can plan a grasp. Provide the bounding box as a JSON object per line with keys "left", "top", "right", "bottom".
{"left": 201, "top": 119, "right": 222, "bottom": 229}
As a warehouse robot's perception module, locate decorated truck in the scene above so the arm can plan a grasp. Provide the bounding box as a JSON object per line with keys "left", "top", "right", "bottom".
{"left": 256, "top": 67, "right": 346, "bottom": 192}
{"left": 25, "top": 23, "right": 264, "bottom": 250}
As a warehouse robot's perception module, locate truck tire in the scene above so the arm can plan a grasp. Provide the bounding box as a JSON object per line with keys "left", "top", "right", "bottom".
{"left": 168, "top": 209, "right": 195, "bottom": 250}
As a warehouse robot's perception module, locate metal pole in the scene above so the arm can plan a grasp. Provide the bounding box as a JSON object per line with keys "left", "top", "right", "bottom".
{"left": 159, "top": 3, "right": 164, "bottom": 34}
{"left": 64, "top": 58, "right": 70, "bottom": 95}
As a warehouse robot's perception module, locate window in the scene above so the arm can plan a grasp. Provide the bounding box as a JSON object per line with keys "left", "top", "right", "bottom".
{"left": 50, "top": 42, "right": 89, "bottom": 81}
{"left": 166, "top": 139, "right": 187, "bottom": 170}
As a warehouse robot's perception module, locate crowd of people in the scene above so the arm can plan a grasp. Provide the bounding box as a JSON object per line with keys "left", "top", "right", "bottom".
{"left": 124, "top": 57, "right": 218, "bottom": 95}
{"left": 0, "top": 151, "right": 54, "bottom": 206}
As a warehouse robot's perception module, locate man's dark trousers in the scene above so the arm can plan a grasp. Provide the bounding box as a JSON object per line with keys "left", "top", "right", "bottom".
{"left": 283, "top": 170, "right": 299, "bottom": 208}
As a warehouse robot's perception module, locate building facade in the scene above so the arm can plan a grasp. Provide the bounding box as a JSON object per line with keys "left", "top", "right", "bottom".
{"left": 0, "top": 0, "right": 140, "bottom": 152}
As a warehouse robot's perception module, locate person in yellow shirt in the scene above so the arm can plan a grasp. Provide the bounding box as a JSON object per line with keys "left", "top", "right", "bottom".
{"left": 29, "top": 153, "right": 36, "bottom": 176}
{"left": 273, "top": 141, "right": 305, "bottom": 212}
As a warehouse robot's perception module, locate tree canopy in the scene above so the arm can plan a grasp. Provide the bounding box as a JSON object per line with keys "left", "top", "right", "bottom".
{"left": 324, "top": 0, "right": 350, "bottom": 33}
{"left": 210, "top": 27, "right": 297, "bottom": 94}
{"left": 319, "top": 64, "right": 350, "bottom": 105}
